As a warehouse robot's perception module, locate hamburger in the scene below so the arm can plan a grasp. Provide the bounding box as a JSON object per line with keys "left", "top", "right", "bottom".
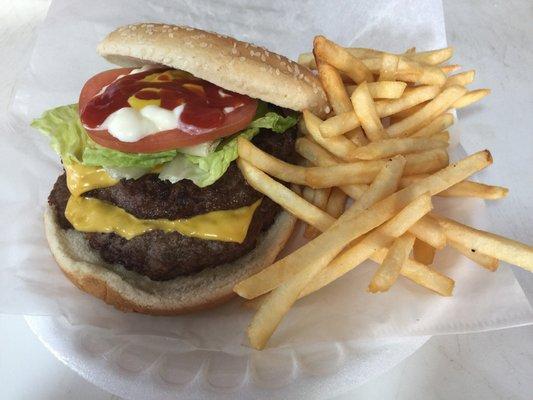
{"left": 32, "top": 23, "right": 328, "bottom": 315}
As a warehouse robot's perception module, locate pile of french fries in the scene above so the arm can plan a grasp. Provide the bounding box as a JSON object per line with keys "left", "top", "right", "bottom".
{"left": 233, "top": 35, "right": 533, "bottom": 350}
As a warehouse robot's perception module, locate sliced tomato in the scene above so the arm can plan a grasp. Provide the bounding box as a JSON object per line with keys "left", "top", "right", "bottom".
{"left": 79, "top": 68, "right": 258, "bottom": 153}
{"left": 78, "top": 68, "right": 134, "bottom": 114}
{"left": 85, "top": 100, "right": 258, "bottom": 153}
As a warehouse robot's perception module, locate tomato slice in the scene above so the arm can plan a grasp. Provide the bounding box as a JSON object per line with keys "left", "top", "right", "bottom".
{"left": 79, "top": 68, "right": 258, "bottom": 153}
{"left": 79, "top": 68, "right": 134, "bottom": 115}
{"left": 85, "top": 100, "right": 258, "bottom": 153}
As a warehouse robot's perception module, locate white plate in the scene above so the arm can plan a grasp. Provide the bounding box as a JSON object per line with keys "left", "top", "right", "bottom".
{"left": 26, "top": 315, "right": 429, "bottom": 399}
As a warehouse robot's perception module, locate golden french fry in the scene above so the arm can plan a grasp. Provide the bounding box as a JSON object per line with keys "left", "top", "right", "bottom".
{"left": 452, "top": 89, "right": 491, "bottom": 109}
{"left": 237, "top": 160, "right": 335, "bottom": 232}
{"left": 370, "top": 248, "right": 454, "bottom": 296}
{"left": 304, "top": 188, "right": 331, "bottom": 239}
{"left": 409, "top": 47, "right": 454, "bottom": 65}
{"left": 302, "top": 186, "right": 316, "bottom": 203}
{"left": 303, "top": 110, "right": 360, "bottom": 161}
{"left": 440, "top": 64, "right": 461, "bottom": 74}
{"left": 430, "top": 131, "right": 450, "bottom": 142}
{"left": 408, "top": 215, "right": 447, "bottom": 249}
{"left": 320, "top": 85, "right": 441, "bottom": 137}
{"left": 444, "top": 70, "right": 475, "bottom": 87}
{"left": 353, "top": 137, "right": 448, "bottom": 160}
{"left": 304, "top": 149, "right": 447, "bottom": 188}
{"left": 413, "top": 239, "right": 436, "bottom": 265}
{"left": 234, "top": 150, "right": 492, "bottom": 299}
{"left": 325, "top": 187, "right": 347, "bottom": 218}
{"left": 379, "top": 53, "right": 399, "bottom": 81}
{"left": 247, "top": 190, "right": 421, "bottom": 350}
{"left": 400, "top": 175, "right": 509, "bottom": 199}
{"left": 433, "top": 214, "right": 533, "bottom": 272}
{"left": 345, "top": 127, "right": 370, "bottom": 146}
{"left": 387, "top": 85, "right": 467, "bottom": 137}
{"left": 410, "top": 113, "right": 454, "bottom": 138}
{"left": 295, "top": 137, "right": 369, "bottom": 199}
{"left": 369, "top": 233, "right": 416, "bottom": 292}
{"left": 345, "top": 81, "right": 407, "bottom": 99}
{"left": 403, "top": 149, "right": 449, "bottom": 175}
{"left": 303, "top": 194, "right": 432, "bottom": 297}
{"left": 313, "top": 36, "right": 374, "bottom": 83}
{"left": 390, "top": 102, "right": 427, "bottom": 122}
{"left": 318, "top": 62, "right": 352, "bottom": 114}
{"left": 351, "top": 82, "right": 386, "bottom": 141}
{"left": 299, "top": 47, "right": 453, "bottom": 69}
{"left": 238, "top": 137, "right": 306, "bottom": 184}
{"left": 360, "top": 57, "right": 447, "bottom": 86}
{"left": 448, "top": 240, "right": 499, "bottom": 271}
{"left": 305, "top": 160, "right": 386, "bottom": 187}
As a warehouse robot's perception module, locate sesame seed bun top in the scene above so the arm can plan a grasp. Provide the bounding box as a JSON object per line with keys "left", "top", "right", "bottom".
{"left": 97, "top": 23, "right": 330, "bottom": 117}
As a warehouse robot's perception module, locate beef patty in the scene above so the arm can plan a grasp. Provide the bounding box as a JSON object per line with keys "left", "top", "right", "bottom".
{"left": 48, "top": 128, "right": 296, "bottom": 281}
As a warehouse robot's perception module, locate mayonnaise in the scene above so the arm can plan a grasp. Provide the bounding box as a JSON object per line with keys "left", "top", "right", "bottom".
{"left": 101, "top": 104, "right": 185, "bottom": 142}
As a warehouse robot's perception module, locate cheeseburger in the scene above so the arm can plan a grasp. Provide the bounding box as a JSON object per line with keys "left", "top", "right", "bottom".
{"left": 32, "top": 23, "right": 328, "bottom": 314}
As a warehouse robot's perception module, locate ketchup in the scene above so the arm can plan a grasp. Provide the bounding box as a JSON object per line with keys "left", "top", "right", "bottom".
{"left": 80, "top": 68, "right": 253, "bottom": 134}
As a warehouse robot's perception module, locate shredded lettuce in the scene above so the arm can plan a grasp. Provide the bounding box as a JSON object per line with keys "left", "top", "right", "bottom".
{"left": 32, "top": 103, "right": 298, "bottom": 186}
{"left": 159, "top": 112, "right": 298, "bottom": 187}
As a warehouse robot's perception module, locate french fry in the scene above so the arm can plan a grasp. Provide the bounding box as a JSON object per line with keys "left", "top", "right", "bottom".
{"left": 304, "top": 148, "right": 448, "bottom": 188}
{"left": 410, "top": 113, "right": 454, "bottom": 138}
{"left": 387, "top": 85, "right": 467, "bottom": 137}
{"left": 413, "top": 239, "right": 436, "bottom": 265}
{"left": 345, "top": 81, "right": 407, "bottom": 99}
{"left": 304, "top": 188, "right": 331, "bottom": 239}
{"left": 360, "top": 57, "right": 447, "bottom": 86}
{"left": 370, "top": 249, "right": 454, "bottom": 296}
{"left": 317, "top": 62, "right": 353, "bottom": 113}
{"left": 379, "top": 54, "right": 400, "bottom": 81}
{"left": 238, "top": 137, "right": 306, "bottom": 184}
{"left": 302, "top": 194, "right": 432, "bottom": 297}
{"left": 432, "top": 214, "right": 533, "bottom": 272}
{"left": 235, "top": 150, "right": 491, "bottom": 300}
{"left": 440, "top": 64, "right": 461, "bottom": 74}
{"left": 409, "top": 47, "right": 454, "bottom": 65}
{"left": 351, "top": 82, "right": 386, "bottom": 141}
{"left": 314, "top": 35, "right": 374, "bottom": 83}
{"left": 353, "top": 136, "right": 448, "bottom": 160}
{"left": 317, "top": 62, "right": 369, "bottom": 146}
{"left": 399, "top": 175, "right": 509, "bottom": 199}
{"left": 448, "top": 240, "right": 499, "bottom": 271}
{"left": 408, "top": 215, "right": 447, "bottom": 249}
{"left": 299, "top": 47, "right": 453, "bottom": 69}
{"left": 325, "top": 187, "right": 347, "bottom": 218}
{"left": 390, "top": 102, "right": 427, "bottom": 122}
{"left": 295, "top": 138, "right": 369, "bottom": 199}
{"left": 369, "top": 233, "right": 416, "bottom": 292}
{"left": 305, "top": 160, "right": 386, "bottom": 187}
{"left": 452, "top": 89, "right": 491, "bottom": 109}
{"left": 303, "top": 110, "right": 360, "bottom": 161}
{"left": 430, "top": 131, "right": 450, "bottom": 142}
{"left": 444, "top": 70, "right": 475, "bottom": 87}
{"left": 237, "top": 160, "right": 335, "bottom": 232}
{"left": 247, "top": 191, "right": 423, "bottom": 349}
{"left": 320, "top": 85, "right": 441, "bottom": 137}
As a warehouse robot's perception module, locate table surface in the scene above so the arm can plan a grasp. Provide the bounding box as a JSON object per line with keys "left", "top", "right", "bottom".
{"left": 1, "top": 1, "right": 532, "bottom": 399}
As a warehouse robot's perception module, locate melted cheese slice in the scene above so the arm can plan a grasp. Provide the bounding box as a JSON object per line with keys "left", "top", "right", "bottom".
{"left": 65, "top": 163, "right": 118, "bottom": 196}
{"left": 65, "top": 196, "right": 261, "bottom": 242}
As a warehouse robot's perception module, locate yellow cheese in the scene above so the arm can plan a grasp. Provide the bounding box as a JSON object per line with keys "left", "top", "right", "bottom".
{"left": 65, "top": 163, "right": 118, "bottom": 196}
{"left": 65, "top": 196, "right": 262, "bottom": 243}
{"left": 127, "top": 88, "right": 162, "bottom": 110}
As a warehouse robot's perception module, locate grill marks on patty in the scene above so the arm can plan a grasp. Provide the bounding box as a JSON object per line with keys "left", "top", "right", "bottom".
{"left": 48, "top": 128, "right": 296, "bottom": 280}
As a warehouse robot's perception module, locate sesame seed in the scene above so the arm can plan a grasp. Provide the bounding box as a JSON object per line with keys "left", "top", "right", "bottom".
{"left": 169, "top": 33, "right": 174, "bottom": 38}
{"left": 239, "top": 56, "right": 245, "bottom": 61}
{"left": 261, "top": 55, "right": 266, "bottom": 62}
{"left": 275, "top": 68, "right": 280, "bottom": 75}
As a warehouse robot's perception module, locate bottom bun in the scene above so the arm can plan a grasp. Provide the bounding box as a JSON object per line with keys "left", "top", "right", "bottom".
{"left": 44, "top": 205, "right": 296, "bottom": 315}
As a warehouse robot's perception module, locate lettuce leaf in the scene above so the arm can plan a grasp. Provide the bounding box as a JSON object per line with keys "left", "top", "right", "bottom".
{"left": 32, "top": 104, "right": 298, "bottom": 186}
{"left": 159, "top": 111, "right": 298, "bottom": 187}
{"left": 31, "top": 104, "right": 177, "bottom": 168}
